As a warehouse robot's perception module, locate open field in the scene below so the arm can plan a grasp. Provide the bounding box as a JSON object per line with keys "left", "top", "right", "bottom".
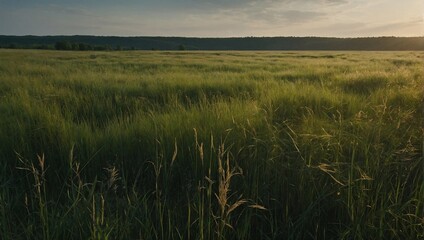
{"left": 0, "top": 49, "right": 423, "bottom": 239}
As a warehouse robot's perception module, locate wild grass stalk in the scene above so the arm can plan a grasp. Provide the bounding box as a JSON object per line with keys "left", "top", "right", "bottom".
{"left": 16, "top": 154, "right": 50, "bottom": 240}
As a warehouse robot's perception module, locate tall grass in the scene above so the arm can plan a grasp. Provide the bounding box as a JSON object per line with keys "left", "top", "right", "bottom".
{"left": 0, "top": 49, "right": 422, "bottom": 239}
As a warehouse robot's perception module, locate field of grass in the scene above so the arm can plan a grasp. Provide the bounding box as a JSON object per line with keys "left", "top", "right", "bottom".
{"left": 0, "top": 49, "right": 423, "bottom": 239}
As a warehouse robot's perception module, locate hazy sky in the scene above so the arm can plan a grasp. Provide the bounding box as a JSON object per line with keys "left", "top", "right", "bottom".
{"left": 0, "top": 0, "right": 423, "bottom": 37}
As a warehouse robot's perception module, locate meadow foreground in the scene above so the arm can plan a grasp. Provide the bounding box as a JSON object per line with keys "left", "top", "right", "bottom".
{"left": 0, "top": 50, "right": 423, "bottom": 239}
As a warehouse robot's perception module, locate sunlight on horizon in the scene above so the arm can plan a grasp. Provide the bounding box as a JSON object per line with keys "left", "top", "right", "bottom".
{"left": 0, "top": 0, "right": 423, "bottom": 37}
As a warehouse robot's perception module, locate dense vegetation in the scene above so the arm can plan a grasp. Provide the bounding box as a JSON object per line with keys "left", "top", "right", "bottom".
{"left": 1, "top": 35, "right": 424, "bottom": 50}
{"left": 0, "top": 50, "right": 423, "bottom": 239}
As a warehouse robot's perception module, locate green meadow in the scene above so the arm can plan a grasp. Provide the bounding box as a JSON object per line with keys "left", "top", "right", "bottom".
{"left": 0, "top": 49, "right": 422, "bottom": 239}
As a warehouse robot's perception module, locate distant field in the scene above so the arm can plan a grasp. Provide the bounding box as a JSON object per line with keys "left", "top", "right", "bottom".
{"left": 0, "top": 49, "right": 423, "bottom": 239}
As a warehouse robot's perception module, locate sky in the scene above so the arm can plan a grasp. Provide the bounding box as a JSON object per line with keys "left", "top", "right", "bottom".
{"left": 0, "top": 0, "right": 423, "bottom": 37}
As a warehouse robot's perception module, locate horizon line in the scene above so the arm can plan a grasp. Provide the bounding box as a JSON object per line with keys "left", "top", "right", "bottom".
{"left": 1, "top": 35, "right": 424, "bottom": 39}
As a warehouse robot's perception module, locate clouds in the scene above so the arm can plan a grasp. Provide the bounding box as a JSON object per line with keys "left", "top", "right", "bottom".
{"left": 275, "top": 10, "right": 326, "bottom": 23}
{"left": 0, "top": 3, "right": 148, "bottom": 35}
{"left": 182, "top": 0, "right": 331, "bottom": 28}
{"left": 352, "top": 18, "right": 424, "bottom": 37}
{"left": 0, "top": 0, "right": 422, "bottom": 36}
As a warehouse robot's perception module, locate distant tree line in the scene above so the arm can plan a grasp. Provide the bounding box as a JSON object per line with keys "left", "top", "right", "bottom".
{"left": 0, "top": 41, "right": 131, "bottom": 51}
{"left": 0, "top": 43, "right": 54, "bottom": 50}
{"left": 1, "top": 40, "right": 187, "bottom": 51}
{"left": 1, "top": 36, "right": 424, "bottom": 51}
{"left": 53, "top": 41, "right": 125, "bottom": 51}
